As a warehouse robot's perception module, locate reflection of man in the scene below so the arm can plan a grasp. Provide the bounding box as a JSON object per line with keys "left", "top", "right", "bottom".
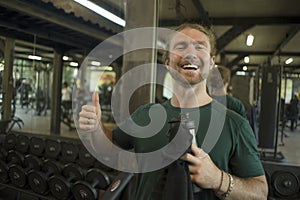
{"left": 207, "top": 65, "right": 247, "bottom": 118}
{"left": 62, "top": 82, "right": 72, "bottom": 101}
{"left": 79, "top": 23, "right": 267, "bottom": 199}
{"left": 287, "top": 93, "right": 299, "bottom": 131}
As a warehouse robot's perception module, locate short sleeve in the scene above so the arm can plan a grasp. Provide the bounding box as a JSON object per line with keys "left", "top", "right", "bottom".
{"left": 230, "top": 120, "right": 265, "bottom": 177}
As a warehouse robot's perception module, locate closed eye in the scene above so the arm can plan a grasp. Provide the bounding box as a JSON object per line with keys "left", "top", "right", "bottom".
{"left": 194, "top": 42, "right": 207, "bottom": 50}
{"left": 173, "top": 42, "right": 187, "bottom": 51}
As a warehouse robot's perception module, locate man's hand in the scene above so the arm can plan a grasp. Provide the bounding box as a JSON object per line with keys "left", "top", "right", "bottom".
{"left": 181, "top": 144, "right": 222, "bottom": 190}
{"left": 79, "top": 92, "right": 102, "bottom": 132}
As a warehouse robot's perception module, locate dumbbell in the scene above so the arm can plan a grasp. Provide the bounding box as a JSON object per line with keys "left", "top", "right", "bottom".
{"left": 49, "top": 163, "right": 84, "bottom": 200}
{"left": 30, "top": 136, "right": 45, "bottom": 157}
{"left": 0, "top": 150, "right": 24, "bottom": 183}
{"left": 94, "top": 161, "right": 114, "bottom": 172}
{"left": 61, "top": 142, "right": 79, "bottom": 163}
{"left": 72, "top": 168, "right": 110, "bottom": 200}
{"left": 101, "top": 172, "right": 134, "bottom": 200}
{"left": 8, "top": 154, "right": 42, "bottom": 187}
{"left": 16, "top": 134, "right": 30, "bottom": 154}
{"left": 0, "top": 147, "right": 8, "bottom": 161}
{"left": 45, "top": 139, "right": 61, "bottom": 159}
{"left": 78, "top": 145, "right": 96, "bottom": 168}
{"left": 3, "top": 133, "right": 17, "bottom": 150}
{"left": 28, "top": 159, "right": 63, "bottom": 195}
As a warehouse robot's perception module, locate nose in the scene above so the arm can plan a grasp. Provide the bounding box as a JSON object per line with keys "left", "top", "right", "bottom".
{"left": 183, "top": 44, "right": 198, "bottom": 63}
{"left": 184, "top": 54, "right": 197, "bottom": 63}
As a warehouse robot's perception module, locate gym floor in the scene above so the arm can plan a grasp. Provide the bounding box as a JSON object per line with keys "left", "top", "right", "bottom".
{"left": 11, "top": 104, "right": 116, "bottom": 139}
{"left": 277, "top": 127, "right": 300, "bottom": 165}
{"left": 10, "top": 105, "right": 76, "bottom": 139}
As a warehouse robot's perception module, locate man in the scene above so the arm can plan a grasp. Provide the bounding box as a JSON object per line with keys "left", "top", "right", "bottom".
{"left": 207, "top": 65, "right": 247, "bottom": 118}
{"left": 79, "top": 23, "right": 268, "bottom": 200}
{"left": 287, "top": 93, "right": 299, "bottom": 131}
{"left": 62, "top": 82, "right": 72, "bottom": 102}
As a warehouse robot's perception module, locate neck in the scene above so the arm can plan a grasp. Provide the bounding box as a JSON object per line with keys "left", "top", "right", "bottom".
{"left": 170, "top": 82, "right": 212, "bottom": 108}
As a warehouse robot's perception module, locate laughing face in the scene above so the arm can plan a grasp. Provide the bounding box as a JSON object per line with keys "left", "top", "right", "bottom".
{"left": 166, "top": 27, "right": 215, "bottom": 86}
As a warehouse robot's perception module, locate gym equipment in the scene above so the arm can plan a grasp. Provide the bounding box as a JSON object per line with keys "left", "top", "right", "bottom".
{"left": 3, "top": 133, "right": 16, "bottom": 150}
{"left": 61, "top": 142, "right": 79, "bottom": 163}
{"left": 259, "top": 66, "right": 279, "bottom": 149}
{"left": 263, "top": 161, "right": 300, "bottom": 199}
{"left": 28, "top": 159, "right": 63, "bottom": 195}
{"left": 49, "top": 163, "right": 84, "bottom": 200}
{"left": 72, "top": 168, "right": 110, "bottom": 200}
{"left": 16, "top": 134, "right": 30, "bottom": 154}
{"left": 0, "top": 150, "right": 24, "bottom": 183}
{"left": 30, "top": 137, "right": 45, "bottom": 157}
{"left": 78, "top": 145, "right": 96, "bottom": 168}
{"left": 45, "top": 139, "right": 61, "bottom": 159}
{"left": 8, "top": 154, "right": 42, "bottom": 187}
{"left": 61, "top": 100, "right": 75, "bottom": 130}
{"left": 94, "top": 161, "right": 115, "bottom": 172}
{"left": 101, "top": 172, "right": 134, "bottom": 200}
{"left": 0, "top": 147, "right": 8, "bottom": 160}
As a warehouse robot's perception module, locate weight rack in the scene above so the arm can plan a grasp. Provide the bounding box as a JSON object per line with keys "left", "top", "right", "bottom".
{"left": 0, "top": 131, "right": 133, "bottom": 200}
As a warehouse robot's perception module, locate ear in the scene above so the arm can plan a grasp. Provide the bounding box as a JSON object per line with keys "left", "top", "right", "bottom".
{"left": 165, "top": 58, "right": 170, "bottom": 69}
{"left": 210, "top": 56, "right": 215, "bottom": 69}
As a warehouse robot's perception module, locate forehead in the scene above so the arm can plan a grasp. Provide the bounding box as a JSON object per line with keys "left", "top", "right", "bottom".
{"left": 170, "top": 27, "right": 210, "bottom": 46}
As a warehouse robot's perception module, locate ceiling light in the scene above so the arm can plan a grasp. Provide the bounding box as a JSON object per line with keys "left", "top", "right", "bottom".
{"left": 236, "top": 71, "right": 246, "bottom": 76}
{"left": 70, "top": 62, "right": 79, "bottom": 67}
{"left": 104, "top": 66, "right": 113, "bottom": 71}
{"left": 90, "top": 61, "right": 101, "bottom": 66}
{"left": 243, "top": 66, "right": 248, "bottom": 71}
{"left": 246, "top": 34, "right": 254, "bottom": 46}
{"left": 244, "top": 56, "right": 249, "bottom": 63}
{"left": 285, "top": 58, "right": 293, "bottom": 65}
{"left": 73, "top": 0, "right": 125, "bottom": 27}
{"left": 28, "top": 55, "right": 42, "bottom": 60}
{"left": 63, "top": 56, "right": 69, "bottom": 61}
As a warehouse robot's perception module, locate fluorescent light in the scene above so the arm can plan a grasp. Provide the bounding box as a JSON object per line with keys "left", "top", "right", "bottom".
{"left": 28, "top": 55, "right": 42, "bottom": 60}
{"left": 73, "top": 0, "right": 125, "bottom": 27}
{"left": 242, "top": 66, "right": 248, "bottom": 71}
{"left": 246, "top": 34, "right": 254, "bottom": 46}
{"left": 236, "top": 71, "right": 246, "bottom": 76}
{"left": 90, "top": 61, "right": 101, "bottom": 66}
{"left": 244, "top": 56, "right": 249, "bottom": 63}
{"left": 70, "top": 62, "right": 79, "bottom": 67}
{"left": 105, "top": 66, "right": 113, "bottom": 71}
{"left": 285, "top": 58, "right": 293, "bottom": 65}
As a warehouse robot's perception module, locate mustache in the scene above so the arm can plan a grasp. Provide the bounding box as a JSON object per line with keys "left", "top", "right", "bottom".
{"left": 178, "top": 59, "right": 200, "bottom": 68}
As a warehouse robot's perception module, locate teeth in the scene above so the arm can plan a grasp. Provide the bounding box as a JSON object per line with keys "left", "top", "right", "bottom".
{"left": 182, "top": 64, "right": 198, "bottom": 69}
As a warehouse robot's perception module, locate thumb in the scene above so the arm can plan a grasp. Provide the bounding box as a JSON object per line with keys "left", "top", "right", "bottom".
{"left": 92, "top": 91, "right": 101, "bottom": 117}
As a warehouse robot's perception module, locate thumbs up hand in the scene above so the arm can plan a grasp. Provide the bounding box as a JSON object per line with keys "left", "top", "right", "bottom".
{"left": 79, "top": 92, "right": 102, "bottom": 132}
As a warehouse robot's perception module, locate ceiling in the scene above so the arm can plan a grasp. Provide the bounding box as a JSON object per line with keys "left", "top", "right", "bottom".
{"left": 0, "top": 0, "right": 300, "bottom": 74}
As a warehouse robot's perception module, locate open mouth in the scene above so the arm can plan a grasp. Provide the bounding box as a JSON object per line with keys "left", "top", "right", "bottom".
{"left": 181, "top": 64, "right": 199, "bottom": 70}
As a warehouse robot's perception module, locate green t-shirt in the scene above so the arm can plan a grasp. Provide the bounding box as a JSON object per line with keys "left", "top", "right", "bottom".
{"left": 212, "top": 95, "right": 247, "bottom": 119}
{"left": 113, "top": 100, "right": 264, "bottom": 200}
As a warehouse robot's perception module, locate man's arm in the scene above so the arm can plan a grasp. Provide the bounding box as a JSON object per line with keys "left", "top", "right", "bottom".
{"left": 215, "top": 174, "right": 268, "bottom": 200}
{"left": 181, "top": 144, "right": 268, "bottom": 200}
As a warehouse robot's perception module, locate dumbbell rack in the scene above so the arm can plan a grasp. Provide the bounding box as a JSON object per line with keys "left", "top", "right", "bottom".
{"left": 0, "top": 131, "right": 120, "bottom": 200}
{"left": 0, "top": 182, "right": 58, "bottom": 200}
